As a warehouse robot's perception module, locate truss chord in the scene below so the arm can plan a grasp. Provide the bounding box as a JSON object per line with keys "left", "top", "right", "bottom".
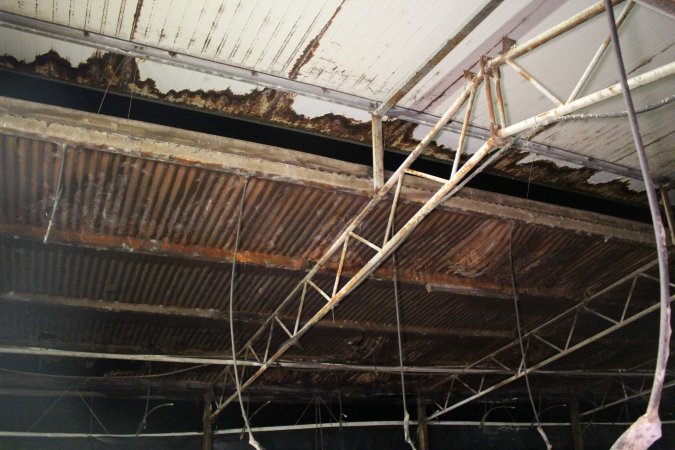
{"left": 274, "top": 316, "right": 294, "bottom": 339}
{"left": 403, "top": 168, "right": 447, "bottom": 185}
{"left": 427, "top": 294, "right": 675, "bottom": 422}
{"left": 293, "top": 283, "right": 308, "bottom": 335}
{"left": 332, "top": 238, "right": 350, "bottom": 298}
{"left": 493, "top": 68, "right": 506, "bottom": 129}
{"left": 429, "top": 259, "right": 659, "bottom": 392}
{"left": 621, "top": 277, "right": 638, "bottom": 322}
{"left": 505, "top": 59, "right": 562, "bottom": 106}
{"left": 532, "top": 333, "right": 564, "bottom": 353}
{"left": 263, "top": 320, "right": 275, "bottom": 364}
{"left": 308, "top": 280, "right": 332, "bottom": 303}
{"left": 348, "top": 232, "right": 381, "bottom": 252}
{"left": 453, "top": 87, "right": 477, "bottom": 177}
{"left": 480, "top": 56, "right": 497, "bottom": 134}
{"left": 567, "top": 0, "right": 635, "bottom": 103}
{"left": 564, "top": 309, "right": 579, "bottom": 351}
{"left": 583, "top": 305, "right": 619, "bottom": 324}
{"left": 383, "top": 176, "right": 403, "bottom": 246}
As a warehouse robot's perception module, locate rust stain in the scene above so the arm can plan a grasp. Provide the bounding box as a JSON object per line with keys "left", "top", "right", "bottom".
{"left": 129, "top": 0, "right": 144, "bottom": 40}
{"left": 0, "top": 49, "right": 650, "bottom": 206}
{"left": 288, "top": 0, "right": 346, "bottom": 80}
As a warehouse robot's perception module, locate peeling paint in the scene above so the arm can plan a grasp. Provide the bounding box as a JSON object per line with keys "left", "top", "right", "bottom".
{"left": 290, "top": 95, "right": 370, "bottom": 122}
{"left": 0, "top": 27, "right": 94, "bottom": 66}
{"left": 0, "top": 45, "right": 650, "bottom": 206}
{"left": 588, "top": 171, "right": 621, "bottom": 185}
{"left": 136, "top": 59, "right": 256, "bottom": 95}
{"left": 517, "top": 153, "right": 583, "bottom": 170}
{"left": 625, "top": 178, "right": 646, "bottom": 193}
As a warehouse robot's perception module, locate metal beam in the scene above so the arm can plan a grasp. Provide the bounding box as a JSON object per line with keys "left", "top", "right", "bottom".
{"left": 209, "top": 41, "right": 673, "bottom": 421}
{"left": 0, "top": 291, "right": 512, "bottom": 339}
{"left": 0, "top": 97, "right": 658, "bottom": 245}
{"left": 371, "top": 115, "right": 384, "bottom": 190}
{"left": 426, "top": 294, "right": 674, "bottom": 421}
{"left": 0, "top": 345, "right": 663, "bottom": 379}
{"left": 0, "top": 7, "right": 664, "bottom": 183}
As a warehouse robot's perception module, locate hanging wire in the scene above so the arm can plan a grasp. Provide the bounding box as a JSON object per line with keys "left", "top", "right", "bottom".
{"left": 227, "top": 175, "right": 263, "bottom": 450}
{"left": 508, "top": 226, "right": 552, "bottom": 449}
{"left": 26, "top": 390, "right": 69, "bottom": 432}
{"left": 76, "top": 391, "right": 109, "bottom": 434}
{"left": 390, "top": 210, "right": 416, "bottom": 450}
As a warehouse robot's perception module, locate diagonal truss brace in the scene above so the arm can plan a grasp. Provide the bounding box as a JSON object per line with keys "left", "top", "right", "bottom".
{"left": 207, "top": 3, "right": 675, "bottom": 420}
{"left": 427, "top": 261, "right": 673, "bottom": 421}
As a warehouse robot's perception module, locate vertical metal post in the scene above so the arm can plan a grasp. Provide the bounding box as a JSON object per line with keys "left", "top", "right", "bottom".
{"left": 203, "top": 392, "right": 213, "bottom": 450}
{"left": 569, "top": 397, "right": 584, "bottom": 450}
{"left": 660, "top": 187, "right": 675, "bottom": 245}
{"left": 417, "top": 393, "right": 429, "bottom": 450}
{"left": 371, "top": 114, "right": 385, "bottom": 190}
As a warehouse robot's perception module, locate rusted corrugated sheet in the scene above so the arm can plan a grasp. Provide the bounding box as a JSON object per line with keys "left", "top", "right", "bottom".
{"left": 0, "top": 134, "right": 656, "bottom": 301}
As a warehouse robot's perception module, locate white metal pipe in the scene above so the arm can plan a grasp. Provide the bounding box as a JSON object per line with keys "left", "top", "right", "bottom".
{"left": 500, "top": 61, "right": 675, "bottom": 137}
{"left": 567, "top": 0, "right": 635, "bottom": 103}
{"left": 0, "top": 345, "right": 661, "bottom": 378}
{"left": 505, "top": 60, "right": 563, "bottom": 106}
{"left": 2, "top": 420, "right": 675, "bottom": 439}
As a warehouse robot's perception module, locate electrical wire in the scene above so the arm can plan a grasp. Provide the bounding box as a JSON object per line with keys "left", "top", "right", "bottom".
{"left": 392, "top": 249, "right": 416, "bottom": 450}
{"left": 508, "top": 226, "right": 552, "bottom": 449}
{"left": 603, "top": 1, "right": 671, "bottom": 447}
{"left": 0, "top": 364, "right": 210, "bottom": 380}
{"left": 227, "top": 176, "right": 263, "bottom": 450}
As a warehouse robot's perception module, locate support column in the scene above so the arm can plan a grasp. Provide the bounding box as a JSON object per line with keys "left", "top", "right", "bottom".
{"left": 371, "top": 114, "right": 384, "bottom": 190}
{"left": 203, "top": 391, "right": 213, "bottom": 450}
{"left": 569, "top": 397, "right": 584, "bottom": 450}
{"left": 417, "top": 393, "right": 429, "bottom": 450}
{"left": 660, "top": 187, "right": 675, "bottom": 245}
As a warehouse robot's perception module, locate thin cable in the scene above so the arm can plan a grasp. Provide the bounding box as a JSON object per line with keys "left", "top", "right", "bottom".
{"left": 76, "top": 391, "right": 109, "bottom": 434}
{"left": 127, "top": 59, "right": 137, "bottom": 119}
{"left": 227, "top": 176, "right": 262, "bottom": 450}
{"left": 26, "top": 390, "right": 68, "bottom": 432}
{"left": 0, "top": 364, "right": 209, "bottom": 380}
{"left": 43, "top": 145, "right": 68, "bottom": 244}
{"left": 508, "top": 226, "right": 552, "bottom": 449}
{"left": 97, "top": 56, "right": 126, "bottom": 114}
{"left": 392, "top": 250, "right": 416, "bottom": 450}
{"left": 604, "top": 0, "right": 671, "bottom": 447}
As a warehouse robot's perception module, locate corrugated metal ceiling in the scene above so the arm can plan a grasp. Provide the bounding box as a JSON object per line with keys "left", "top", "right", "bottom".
{"left": 0, "top": 0, "right": 672, "bottom": 203}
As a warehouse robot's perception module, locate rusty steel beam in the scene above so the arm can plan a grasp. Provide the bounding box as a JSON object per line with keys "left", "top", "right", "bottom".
{"left": 0, "top": 226, "right": 573, "bottom": 301}
{"left": 0, "top": 291, "right": 513, "bottom": 339}
{"left": 0, "top": 97, "right": 658, "bottom": 245}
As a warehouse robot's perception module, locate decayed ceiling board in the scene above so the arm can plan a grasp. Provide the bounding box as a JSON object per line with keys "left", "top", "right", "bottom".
{"left": 0, "top": 0, "right": 673, "bottom": 206}
{"left": 0, "top": 96, "right": 668, "bottom": 403}
{"left": 0, "top": 0, "right": 674, "bottom": 443}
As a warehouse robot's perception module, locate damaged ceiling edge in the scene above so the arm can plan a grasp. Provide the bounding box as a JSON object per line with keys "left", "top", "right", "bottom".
{"left": 0, "top": 95, "right": 655, "bottom": 246}
{"left": 0, "top": 13, "right": 660, "bottom": 205}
